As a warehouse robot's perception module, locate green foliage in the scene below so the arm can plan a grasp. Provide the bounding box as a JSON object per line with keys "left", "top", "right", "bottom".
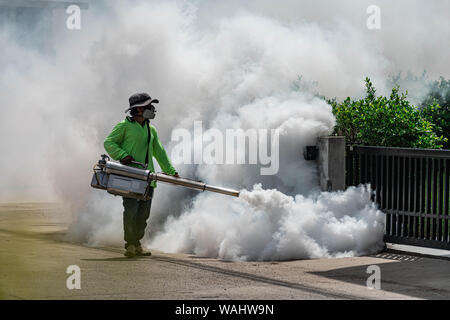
{"left": 420, "top": 77, "right": 450, "bottom": 148}
{"left": 328, "top": 78, "right": 447, "bottom": 149}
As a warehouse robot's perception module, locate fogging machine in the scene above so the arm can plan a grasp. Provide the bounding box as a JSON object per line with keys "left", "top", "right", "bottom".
{"left": 91, "top": 154, "right": 240, "bottom": 200}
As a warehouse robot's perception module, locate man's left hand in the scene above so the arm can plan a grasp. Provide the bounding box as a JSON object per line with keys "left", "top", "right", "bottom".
{"left": 173, "top": 172, "right": 179, "bottom": 178}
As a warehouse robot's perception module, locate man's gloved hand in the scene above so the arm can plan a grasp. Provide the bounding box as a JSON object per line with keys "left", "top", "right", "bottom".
{"left": 120, "top": 155, "right": 134, "bottom": 165}
{"left": 173, "top": 172, "right": 179, "bottom": 178}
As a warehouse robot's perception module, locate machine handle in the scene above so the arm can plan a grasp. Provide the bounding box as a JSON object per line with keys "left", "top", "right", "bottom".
{"left": 98, "top": 154, "right": 110, "bottom": 166}
{"left": 131, "top": 161, "right": 147, "bottom": 169}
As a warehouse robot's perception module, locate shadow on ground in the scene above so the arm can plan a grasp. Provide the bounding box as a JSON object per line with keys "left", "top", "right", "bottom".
{"left": 310, "top": 252, "right": 450, "bottom": 299}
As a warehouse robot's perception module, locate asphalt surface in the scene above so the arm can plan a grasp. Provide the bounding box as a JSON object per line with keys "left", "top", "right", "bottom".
{"left": 1, "top": 202, "right": 450, "bottom": 300}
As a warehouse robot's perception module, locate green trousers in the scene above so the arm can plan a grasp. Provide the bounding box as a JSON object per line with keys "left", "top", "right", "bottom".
{"left": 122, "top": 188, "right": 154, "bottom": 249}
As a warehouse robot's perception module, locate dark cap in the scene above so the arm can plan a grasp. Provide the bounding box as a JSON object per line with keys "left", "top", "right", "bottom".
{"left": 125, "top": 93, "right": 159, "bottom": 113}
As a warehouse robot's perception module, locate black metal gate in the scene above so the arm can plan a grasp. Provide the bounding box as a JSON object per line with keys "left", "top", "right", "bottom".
{"left": 346, "top": 145, "right": 450, "bottom": 249}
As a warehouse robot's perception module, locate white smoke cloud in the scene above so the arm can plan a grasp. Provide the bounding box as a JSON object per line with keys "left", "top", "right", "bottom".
{"left": 150, "top": 184, "right": 385, "bottom": 260}
{"left": 1, "top": 0, "right": 448, "bottom": 259}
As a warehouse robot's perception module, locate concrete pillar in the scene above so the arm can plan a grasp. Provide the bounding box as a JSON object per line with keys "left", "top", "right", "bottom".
{"left": 317, "top": 136, "right": 345, "bottom": 191}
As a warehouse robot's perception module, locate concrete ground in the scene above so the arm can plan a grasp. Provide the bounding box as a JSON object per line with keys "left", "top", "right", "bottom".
{"left": 1, "top": 203, "right": 450, "bottom": 300}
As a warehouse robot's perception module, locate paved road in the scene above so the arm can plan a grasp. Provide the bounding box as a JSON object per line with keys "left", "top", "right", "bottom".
{"left": 1, "top": 203, "right": 450, "bottom": 300}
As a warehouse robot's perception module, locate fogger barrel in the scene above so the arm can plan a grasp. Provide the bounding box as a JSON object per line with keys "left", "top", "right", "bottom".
{"left": 91, "top": 155, "right": 240, "bottom": 200}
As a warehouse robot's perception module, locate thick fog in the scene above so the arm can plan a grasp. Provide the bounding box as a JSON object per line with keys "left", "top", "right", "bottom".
{"left": 0, "top": 0, "right": 448, "bottom": 259}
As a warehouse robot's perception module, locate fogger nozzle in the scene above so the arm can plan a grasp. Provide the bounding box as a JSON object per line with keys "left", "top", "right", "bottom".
{"left": 149, "top": 172, "right": 240, "bottom": 197}
{"left": 91, "top": 156, "right": 240, "bottom": 200}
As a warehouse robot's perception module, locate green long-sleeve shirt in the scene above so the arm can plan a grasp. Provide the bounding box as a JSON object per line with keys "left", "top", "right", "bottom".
{"left": 104, "top": 117, "right": 176, "bottom": 188}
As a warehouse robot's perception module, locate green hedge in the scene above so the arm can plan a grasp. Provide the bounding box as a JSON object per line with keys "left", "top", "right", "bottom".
{"left": 328, "top": 78, "right": 448, "bottom": 149}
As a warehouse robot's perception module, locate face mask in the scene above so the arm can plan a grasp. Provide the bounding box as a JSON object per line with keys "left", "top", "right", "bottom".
{"left": 143, "top": 108, "right": 155, "bottom": 119}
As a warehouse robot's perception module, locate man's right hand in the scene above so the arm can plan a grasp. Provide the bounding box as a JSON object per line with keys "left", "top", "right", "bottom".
{"left": 120, "top": 155, "right": 134, "bottom": 165}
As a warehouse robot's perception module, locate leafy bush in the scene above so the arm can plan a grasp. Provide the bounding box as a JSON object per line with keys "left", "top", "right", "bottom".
{"left": 328, "top": 78, "right": 447, "bottom": 149}
{"left": 420, "top": 77, "right": 450, "bottom": 148}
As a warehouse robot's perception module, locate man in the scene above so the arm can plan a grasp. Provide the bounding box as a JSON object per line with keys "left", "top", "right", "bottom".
{"left": 104, "top": 93, "right": 178, "bottom": 258}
